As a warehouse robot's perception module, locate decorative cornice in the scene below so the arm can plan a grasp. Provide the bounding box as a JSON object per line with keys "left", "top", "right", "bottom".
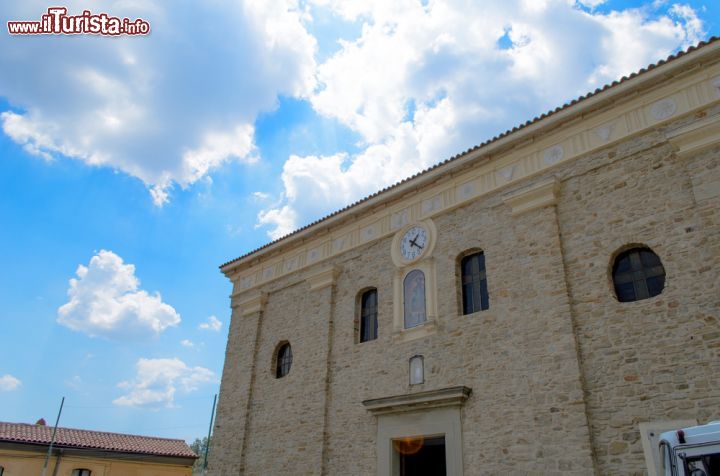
{"left": 232, "top": 291, "right": 266, "bottom": 316}
{"left": 503, "top": 177, "right": 560, "bottom": 216}
{"left": 226, "top": 61, "right": 720, "bottom": 294}
{"left": 221, "top": 40, "right": 720, "bottom": 275}
{"left": 305, "top": 266, "right": 339, "bottom": 291}
{"left": 667, "top": 112, "right": 720, "bottom": 159}
{"left": 362, "top": 386, "right": 472, "bottom": 415}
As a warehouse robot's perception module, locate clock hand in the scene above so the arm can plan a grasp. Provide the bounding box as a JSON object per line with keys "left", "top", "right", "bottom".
{"left": 409, "top": 234, "right": 424, "bottom": 249}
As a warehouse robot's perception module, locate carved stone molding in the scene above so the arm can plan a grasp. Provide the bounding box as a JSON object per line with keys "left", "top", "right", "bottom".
{"left": 305, "top": 266, "right": 339, "bottom": 291}
{"left": 392, "top": 258, "right": 439, "bottom": 344}
{"left": 390, "top": 219, "right": 438, "bottom": 268}
{"left": 651, "top": 98, "right": 677, "bottom": 120}
{"left": 503, "top": 177, "right": 560, "bottom": 216}
{"left": 233, "top": 291, "right": 266, "bottom": 316}
{"left": 362, "top": 386, "right": 472, "bottom": 415}
{"left": 667, "top": 113, "right": 720, "bottom": 160}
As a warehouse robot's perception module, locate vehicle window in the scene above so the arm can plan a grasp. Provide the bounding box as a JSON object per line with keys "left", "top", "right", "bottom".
{"left": 684, "top": 452, "right": 720, "bottom": 476}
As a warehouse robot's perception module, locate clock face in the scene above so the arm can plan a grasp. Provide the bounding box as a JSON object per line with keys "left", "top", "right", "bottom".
{"left": 400, "top": 225, "right": 428, "bottom": 261}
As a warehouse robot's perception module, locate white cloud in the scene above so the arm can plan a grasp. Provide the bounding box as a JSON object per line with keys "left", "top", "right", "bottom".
{"left": 198, "top": 315, "right": 222, "bottom": 332}
{"left": 0, "top": 374, "right": 21, "bottom": 391}
{"left": 0, "top": 1, "right": 316, "bottom": 205}
{"left": 65, "top": 375, "right": 83, "bottom": 390}
{"left": 180, "top": 124, "right": 258, "bottom": 190}
{"left": 576, "top": 0, "right": 606, "bottom": 8}
{"left": 149, "top": 185, "right": 170, "bottom": 207}
{"left": 257, "top": 0, "right": 705, "bottom": 237}
{"left": 668, "top": 4, "right": 704, "bottom": 43}
{"left": 257, "top": 203, "right": 300, "bottom": 240}
{"left": 113, "top": 358, "right": 214, "bottom": 408}
{"left": 180, "top": 339, "right": 195, "bottom": 348}
{"left": 57, "top": 250, "right": 180, "bottom": 339}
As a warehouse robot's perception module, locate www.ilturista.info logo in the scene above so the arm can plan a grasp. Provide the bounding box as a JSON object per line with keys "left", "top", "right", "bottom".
{"left": 7, "top": 7, "right": 150, "bottom": 36}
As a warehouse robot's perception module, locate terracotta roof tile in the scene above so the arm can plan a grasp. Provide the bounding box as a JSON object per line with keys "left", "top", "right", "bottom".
{"left": 0, "top": 422, "right": 197, "bottom": 459}
{"left": 220, "top": 36, "right": 720, "bottom": 270}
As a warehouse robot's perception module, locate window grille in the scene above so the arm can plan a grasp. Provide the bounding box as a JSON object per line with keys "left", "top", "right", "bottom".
{"left": 276, "top": 343, "right": 293, "bottom": 378}
{"left": 460, "top": 252, "right": 489, "bottom": 314}
{"left": 359, "top": 289, "right": 378, "bottom": 343}
{"left": 612, "top": 247, "right": 665, "bottom": 302}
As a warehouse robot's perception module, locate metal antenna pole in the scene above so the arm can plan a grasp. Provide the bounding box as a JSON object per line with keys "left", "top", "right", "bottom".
{"left": 202, "top": 393, "right": 217, "bottom": 474}
{"left": 41, "top": 396, "right": 65, "bottom": 476}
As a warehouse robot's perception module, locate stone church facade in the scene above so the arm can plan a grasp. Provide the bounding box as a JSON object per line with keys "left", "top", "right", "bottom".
{"left": 210, "top": 39, "right": 720, "bottom": 475}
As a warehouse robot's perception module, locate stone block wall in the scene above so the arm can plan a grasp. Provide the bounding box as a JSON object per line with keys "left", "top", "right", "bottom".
{"left": 211, "top": 106, "right": 720, "bottom": 475}
{"left": 556, "top": 124, "right": 720, "bottom": 473}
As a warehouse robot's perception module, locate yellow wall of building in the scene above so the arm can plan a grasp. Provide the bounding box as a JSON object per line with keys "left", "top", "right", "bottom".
{"left": 0, "top": 448, "right": 193, "bottom": 476}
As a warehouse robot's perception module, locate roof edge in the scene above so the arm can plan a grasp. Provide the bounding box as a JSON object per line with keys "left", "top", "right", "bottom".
{"left": 0, "top": 422, "right": 190, "bottom": 444}
{"left": 0, "top": 440, "right": 198, "bottom": 462}
{"left": 220, "top": 36, "right": 720, "bottom": 275}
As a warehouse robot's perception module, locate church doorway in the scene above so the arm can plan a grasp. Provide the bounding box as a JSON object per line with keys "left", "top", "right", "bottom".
{"left": 394, "top": 435, "right": 447, "bottom": 476}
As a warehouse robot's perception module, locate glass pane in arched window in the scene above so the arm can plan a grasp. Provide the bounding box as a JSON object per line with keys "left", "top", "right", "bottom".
{"left": 461, "top": 252, "right": 489, "bottom": 314}
{"left": 403, "top": 269, "right": 426, "bottom": 329}
{"left": 360, "top": 289, "right": 378, "bottom": 343}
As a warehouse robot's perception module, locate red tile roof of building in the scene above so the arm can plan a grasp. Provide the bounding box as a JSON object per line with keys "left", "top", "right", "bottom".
{"left": 0, "top": 422, "right": 197, "bottom": 459}
{"left": 219, "top": 36, "right": 720, "bottom": 271}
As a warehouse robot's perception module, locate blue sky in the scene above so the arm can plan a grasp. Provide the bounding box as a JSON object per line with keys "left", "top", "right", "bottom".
{"left": 0, "top": 0, "right": 717, "bottom": 443}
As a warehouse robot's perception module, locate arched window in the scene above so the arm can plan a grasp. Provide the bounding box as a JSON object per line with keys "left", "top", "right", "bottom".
{"left": 612, "top": 247, "right": 666, "bottom": 302}
{"left": 359, "top": 289, "right": 378, "bottom": 343}
{"left": 275, "top": 342, "right": 293, "bottom": 378}
{"left": 72, "top": 470, "right": 91, "bottom": 476}
{"left": 460, "top": 252, "right": 489, "bottom": 314}
{"left": 403, "top": 269, "right": 426, "bottom": 329}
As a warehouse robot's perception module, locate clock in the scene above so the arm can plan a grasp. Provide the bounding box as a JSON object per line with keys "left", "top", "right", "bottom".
{"left": 391, "top": 219, "right": 437, "bottom": 267}
{"left": 399, "top": 225, "right": 429, "bottom": 262}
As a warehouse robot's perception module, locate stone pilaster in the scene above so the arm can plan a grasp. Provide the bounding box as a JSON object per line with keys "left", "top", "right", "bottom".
{"left": 209, "top": 291, "right": 266, "bottom": 475}
{"left": 304, "top": 267, "right": 338, "bottom": 475}
{"left": 501, "top": 178, "right": 598, "bottom": 474}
